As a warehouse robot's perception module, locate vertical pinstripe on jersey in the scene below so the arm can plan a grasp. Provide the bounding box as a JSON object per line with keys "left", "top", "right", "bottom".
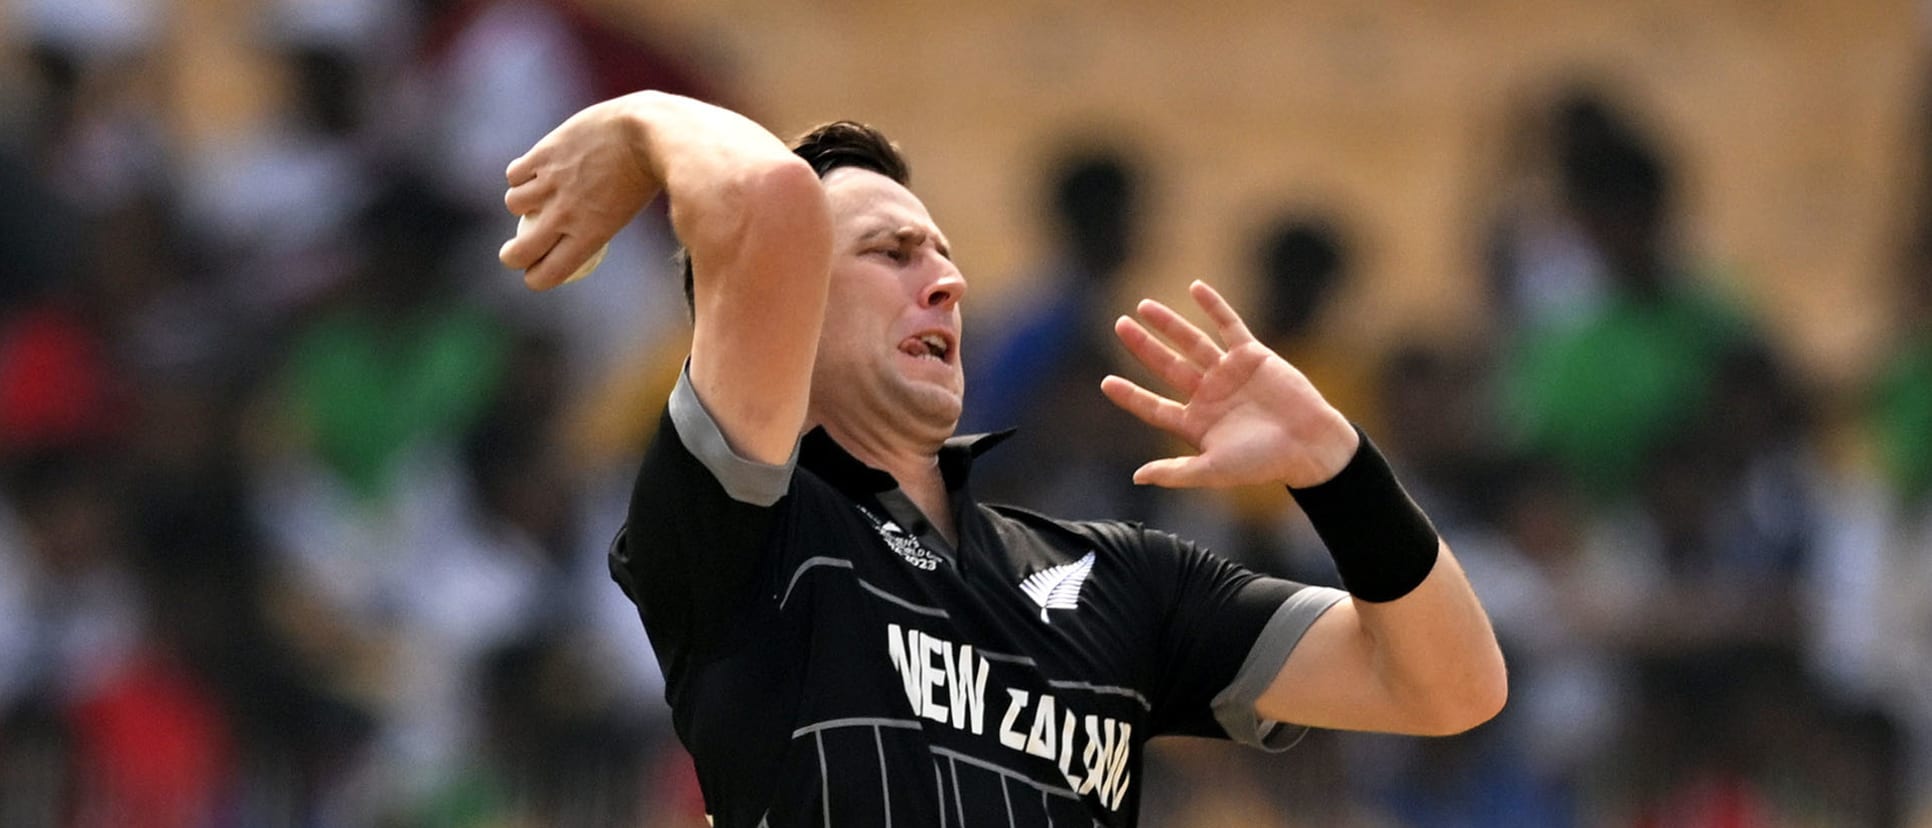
{"left": 948, "top": 756, "right": 965, "bottom": 825}
{"left": 815, "top": 732, "right": 830, "bottom": 827}
{"left": 935, "top": 763, "right": 947, "bottom": 828}
{"left": 873, "top": 725, "right": 892, "bottom": 827}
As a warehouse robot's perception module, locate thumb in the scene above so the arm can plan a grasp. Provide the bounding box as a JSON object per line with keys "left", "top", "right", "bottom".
{"left": 1132, "top": 456, "right": 1211, "bottom": 488}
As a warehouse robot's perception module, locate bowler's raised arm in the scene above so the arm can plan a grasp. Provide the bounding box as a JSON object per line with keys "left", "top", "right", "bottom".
{"left": 500, "top": 92, "right": 832, "bottom": 464}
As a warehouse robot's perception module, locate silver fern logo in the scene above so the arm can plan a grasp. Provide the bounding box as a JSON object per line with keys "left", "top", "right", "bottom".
{"left": 1019, "top": 551, "right": 1096, "bottom": 622}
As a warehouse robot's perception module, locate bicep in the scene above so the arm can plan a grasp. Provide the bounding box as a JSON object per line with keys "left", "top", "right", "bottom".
{"left": 1252, "top": 598, "right": 1407, "bottom": 733}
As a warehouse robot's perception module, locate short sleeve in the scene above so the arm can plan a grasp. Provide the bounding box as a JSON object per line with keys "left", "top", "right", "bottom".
{"left": 1137, "top": 529, "right": 1346, "bottom": 750}
{"left": 609, "top": 366, "right": 802, "bottom": 670}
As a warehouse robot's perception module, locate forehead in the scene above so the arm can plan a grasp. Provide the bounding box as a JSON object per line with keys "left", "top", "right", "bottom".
{"left": 822, "top": 168, "right": 944, "bottom": 240}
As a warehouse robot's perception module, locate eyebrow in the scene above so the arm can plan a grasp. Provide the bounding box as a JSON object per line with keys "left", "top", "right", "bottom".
{"left": 857, "top": 224, "right": 953, "bottom": 259}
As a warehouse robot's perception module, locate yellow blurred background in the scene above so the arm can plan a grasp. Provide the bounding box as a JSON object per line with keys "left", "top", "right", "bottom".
{"left": 34, "top": 0, "right": 1927, "bottom": 382}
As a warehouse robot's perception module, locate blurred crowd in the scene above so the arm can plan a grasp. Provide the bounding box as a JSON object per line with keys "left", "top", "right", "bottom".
{"left": 2, "top": 1, "right": 1931, "bottom": 827}
{"left": 1080, "top": 88, "right": 1932, "bottom": 828}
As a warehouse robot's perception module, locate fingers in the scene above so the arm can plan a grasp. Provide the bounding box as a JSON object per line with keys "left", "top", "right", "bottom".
{"left": 498, "top": 211, "right": 560, "bottom": 272}
{"left": 1113, "top": 316, "right": 1201, "bottom": 395}
{"left": 506, "top": 151, "right": 539, "bottom": 187}
{"left": 1102, "top": 373, "right": 1213, "bottom": 487}
{"left": 500, "top": 172, "right": 559, "bottom": 272}
{"left": 1100, "top": 375, "right": 1187, "bottom": 435}
{"left": 523, "top": 231, "right": 603, "bottom": 291}
{"left": 504, "top": 176, "right": 553, "bottom": 217}
{"left": 1188, "top": 280, "right": 1256, "bottom": 347}
{"left": 1135, "top": 298, "right": 1223, "bottom": 369}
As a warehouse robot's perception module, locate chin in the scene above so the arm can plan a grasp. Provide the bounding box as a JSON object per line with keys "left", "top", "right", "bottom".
{"left": 901, "top": 384, "right": 964, "bottom": 436}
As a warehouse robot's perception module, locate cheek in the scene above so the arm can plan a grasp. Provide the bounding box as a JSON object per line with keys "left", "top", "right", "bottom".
{"left": 827, "top": 270, "right": 900, "bottom": 331}
{"left": 814, "top": 324, "right": 852, "bottom": 366}
{"left": 815, "top": 314, "right": 875, "bottom": 369}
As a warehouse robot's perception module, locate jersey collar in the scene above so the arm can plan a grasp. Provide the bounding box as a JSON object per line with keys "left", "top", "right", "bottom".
{"left": 798, "top": 427, "right": 1017, "bottom": 496}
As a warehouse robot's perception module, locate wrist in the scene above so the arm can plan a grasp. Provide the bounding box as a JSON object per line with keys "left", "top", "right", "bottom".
{"left": 612, "top": 94, "right": 666, "bottom": 183}
{"left": 1288, "top": 425, "right": 1439, "bottom": 603}
{"left": 1288, "top": 411, "right": 1360, "bottom": 489}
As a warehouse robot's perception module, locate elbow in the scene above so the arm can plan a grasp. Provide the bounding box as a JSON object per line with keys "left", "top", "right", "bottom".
{"left": 744, "top": 154, "right": 826, "bottom": 207}
{"left": 1413, "top": 660, "right": 1508, "bottom": 737}
{"left": 1448, "top": 671, "right": 1509, "bottom": 736}
{"left": 748, "top": 156, "right": 834, "bottom": 263}
{"left": 733, "top": 153, "right": 823, "bottom": 207}
{"left": 718, "top": 155, "right": 828, "bottom": 234}
{"left": 679, "top": 155, "right": 830, "bottom": 261}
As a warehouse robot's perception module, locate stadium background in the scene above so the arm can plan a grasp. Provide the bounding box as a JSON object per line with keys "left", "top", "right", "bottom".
{"left": 1, "top": 0, "right": 1930, "bottom": 825}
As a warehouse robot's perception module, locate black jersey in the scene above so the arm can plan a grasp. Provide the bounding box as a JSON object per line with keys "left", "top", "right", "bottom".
{"left": 610, "top": 370, "right": 1345, "bottom": 827}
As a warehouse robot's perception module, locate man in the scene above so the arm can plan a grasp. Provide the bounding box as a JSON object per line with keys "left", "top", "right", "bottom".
{"left": 499, "top": 92, "right": 1505, "bottom": 827}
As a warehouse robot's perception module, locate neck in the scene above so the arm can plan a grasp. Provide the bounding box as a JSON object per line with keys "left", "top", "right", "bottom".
{"left": 819, "top": 419, "right": 957, "bottom": 544}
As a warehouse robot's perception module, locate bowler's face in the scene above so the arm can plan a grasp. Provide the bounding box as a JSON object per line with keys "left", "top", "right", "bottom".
{"left": 809, "top": 168, "right": 969, "bottom": 444}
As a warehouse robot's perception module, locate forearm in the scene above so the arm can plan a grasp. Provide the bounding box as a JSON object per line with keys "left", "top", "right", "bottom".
{"left": 1261, "top": 428, "right": 1506, "bottom": 735}
{"left": 1351, "top": 543, "right": 1507, "bottom": 735}
{"left": 616, "top": 92, "right": 827, "bottom": 271}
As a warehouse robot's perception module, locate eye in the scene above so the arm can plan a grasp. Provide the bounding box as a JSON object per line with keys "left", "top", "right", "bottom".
{"left": 870, "top": 246, "right": 907, "bottom": 262}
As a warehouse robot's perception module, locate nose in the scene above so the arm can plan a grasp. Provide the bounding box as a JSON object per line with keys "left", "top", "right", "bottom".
{"left": 919, "top": 264, "right": 968, "bottom": 311}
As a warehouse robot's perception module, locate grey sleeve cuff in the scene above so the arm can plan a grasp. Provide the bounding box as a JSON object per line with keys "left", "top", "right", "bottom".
{"left": 666, "top": 364, "right": 799, "bottom": 507}
{"left": 1210, "top": 586, "right": 1349, "bottom": 751}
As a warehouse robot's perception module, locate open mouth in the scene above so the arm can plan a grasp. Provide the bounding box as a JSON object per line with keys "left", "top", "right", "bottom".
{"left": 898, "top": 332, "right": 953, "bottom": 363}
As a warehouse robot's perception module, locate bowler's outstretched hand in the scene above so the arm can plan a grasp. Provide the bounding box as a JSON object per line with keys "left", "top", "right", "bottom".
{"left": 1102, "top": 280, "right": 1359, "bottom": 490}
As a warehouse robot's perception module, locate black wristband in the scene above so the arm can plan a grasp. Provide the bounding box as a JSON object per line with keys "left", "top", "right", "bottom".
{"left": 1287, "top": 426, "right": 1440, "bottom": 603}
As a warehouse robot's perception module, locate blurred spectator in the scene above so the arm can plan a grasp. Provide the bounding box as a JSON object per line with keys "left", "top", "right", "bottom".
{"left": 1870, "top": 233, "right": 1932, "bottom": 506}
{"left": 966, "top": 144, "right": 1140, "bottom": 429}
{"left": 1137, "top": 734, "right": 1357, "bottom": 828}
{"left": 1376, "top": 343, "right": 1505, "bottom": 531}
{"left": 245, "top": 173, "right": 519, "bottom": 812}
{"left": 964, "top": 142, "right": 1165, "bottom": 520}
{"left": 12, "top": 0, "right": 161, "bottom": 60}
{"left": 0, "top": 2, "right": 1019, "bottom": 825}
{"left": 1600, "top": 343, "right": 1832, "bottom": 822}
{"left": 0, "top": 298, "right": 123, "bottom": 456}
{"left": 1500, "top": 88, "right": 1763, "bottom": 502}
{"left": 408, "top": 0, "right": 723, "bottom": 208}
{"left": 175, "top": 37, "right": 387, "bottom": 327}
{"left": 0, "top": 450, "right": 239, "bottom": 828}
{"left": 272, "top": 175, "right": 506, "bottom": 502}
{"left": 1250, "top": 213, "right": 1380, "bottom": 435}
{"left": 1, "top": 0, "right": 176, "bottom": 240}
{"left": 0, "top": 453, "right": 142, "bottom": 721}
{"left": 1451, "top": 459, "right": 1629, "bottom": 823}
{"left": 0, "top": 46, "right": 87, "bottom": 312}
{"left": 1851, "top": 98, "right": 1932, "bottom": 822}
{"left": 1484, "top": 85, "right": 1615, "bottom": 331}
{"left": 0, "top": 54, "right": 182, "bottom": 463}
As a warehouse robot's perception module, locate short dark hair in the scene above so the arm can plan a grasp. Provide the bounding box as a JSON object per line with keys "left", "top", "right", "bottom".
{"left": 679, "top": 121, "right": 910, "bottom": 314}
